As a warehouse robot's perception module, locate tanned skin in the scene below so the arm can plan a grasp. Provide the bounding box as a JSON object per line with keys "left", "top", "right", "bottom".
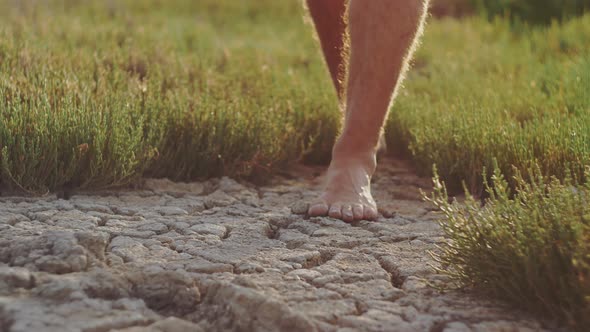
{"left": 306, "top": 0, "right": 429, "bottom": 222}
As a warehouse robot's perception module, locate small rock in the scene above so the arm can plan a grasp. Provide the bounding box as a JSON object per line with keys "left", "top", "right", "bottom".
{"left": 137, "top": 223, "right": 169, "bottom": 234}
{"left": 312, "top": 274, "right": 343, "bottom": 287}
{"left": 141, "top": 317, "right": 205, "bottom": 332}
{"left": 112, "top": 206, "right": 140, "bottom": 216}
{"left": 289, "top": 201, "right": 309, "bottom": 215}
{"left": 0, "top": 213, "right": 29, "bottom": 226}
{"left": 156, "top": 206, "right": 188, "bottom": 216}
{"left": 112, "top": 298, "right": 149, "bottom": 311}
{"left": 74, "top": 202, "right": 113, "bottom": 214}
{"left": 409, "top": 239, "right": 425, "bottom": 246}
{"left": 402, "top": 276, "right": 428, "bottom": 292}
{"left": 143, "top": 178, "right": 205, "bottom": 195}
{"left": 0, "top": 266, "right": 35, "bottom": 292}
{"left": 280, "top": 250, "right": 321, "bottom": 266}
{"left": 204, "top": 190, "right": 237, "bottom": 209}
{"left": 129, "top": 269, "right": 201, "bottom": 315}
{"left": 232, "top": 275, "right": 259, "bottom": 289}
{"left": 189, "top": 224, "right": 227, "bottom": 238}
{"left": 288, "top": 269, "right": 322, "bottom": 281}
{"left": 217, "top": 177, "right": 246, "bottom": 193}
{"left": 235, "top": 262, "right": 264, "bottom": 274}
{"left": 28, "top": 209, "right": 58, "bottom": 222}
{"left": 382, "top": 288, "right": 406, "bottom": 301}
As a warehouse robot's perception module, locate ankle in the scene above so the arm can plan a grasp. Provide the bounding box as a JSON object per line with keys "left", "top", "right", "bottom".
{"left": 331, "top": 139, "right": 377, "bottom": 172}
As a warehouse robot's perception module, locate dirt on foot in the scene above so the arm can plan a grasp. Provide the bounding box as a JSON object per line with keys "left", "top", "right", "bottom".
{"left": 0, "top": 158, "right": 551, "bottom": 332}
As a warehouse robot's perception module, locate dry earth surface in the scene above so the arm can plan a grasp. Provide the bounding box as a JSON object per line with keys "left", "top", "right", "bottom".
{"left": 0, "top": 158, "right": 555, "bottom": 332}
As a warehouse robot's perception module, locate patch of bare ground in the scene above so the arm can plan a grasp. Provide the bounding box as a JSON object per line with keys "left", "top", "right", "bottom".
{"left": 0, "top": 158, "right": 554, "bottom": 331}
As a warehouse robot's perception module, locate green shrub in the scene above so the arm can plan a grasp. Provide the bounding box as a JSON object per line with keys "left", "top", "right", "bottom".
{"left": 472, "top": 0, "right": 590, "bottom": 25}
{"left": 2, "top": 0, "right": 590, "bottom": 197}
{"left": 426, "top": 166, "right": 590, "bottom": 330}
{"left": 0, "top": 0, "right": 339, "bottom": 192}
{"left": 388, "top": 15, "right": 590, "bottom": 194}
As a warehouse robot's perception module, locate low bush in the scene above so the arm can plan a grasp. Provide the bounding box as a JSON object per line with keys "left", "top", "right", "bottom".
{"left": 426, "top": 166, "right": 590, "bottom": 330}
{"left": 388, "top": 15, "right": 590, "bottom": 194}
{"left": 0, "top": 0, "right": 339, "bottom": 192}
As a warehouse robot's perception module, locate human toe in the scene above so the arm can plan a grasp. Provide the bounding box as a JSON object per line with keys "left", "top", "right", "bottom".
{"left": 364, "top": 206, "right": 379, "bottom": 221}
{"left": 352, "top": 204, "right": 364, "bottom": 221}
{"left": 308, "top": 202, "right": 329, "bottom": 216}
{"left": 328, "top": 203, "right": 343, "bottom": 219}
{"left": 342, "top": 205, "right": 354, "bottom": 222}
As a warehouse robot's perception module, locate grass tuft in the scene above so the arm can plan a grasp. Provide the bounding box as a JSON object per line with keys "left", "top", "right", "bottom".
{"left": 426, "top": 165, "right": 590, "bottom": 330}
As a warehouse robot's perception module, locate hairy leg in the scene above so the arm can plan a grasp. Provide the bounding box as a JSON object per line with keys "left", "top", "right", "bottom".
{"left": 308, "top": 0, "right": 429, "bottom": 222}
{"left": 306, "top": 0, "right": 347, "bottom": 99}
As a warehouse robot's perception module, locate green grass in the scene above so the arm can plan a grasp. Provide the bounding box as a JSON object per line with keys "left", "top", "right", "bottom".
{"left": 388, "top": 15, "right": 590, "bottom": 194}
{"left": 0, "top": 0, "right": 339, "bottom": 192}
{"left": 1, "top": 1, "right": 590, "bottom": 328}
{"left": 2, "top": 1, "right": 589, "bottom": 194}
{"left": 426, "top": 166, "right": 590, "bottom": 330}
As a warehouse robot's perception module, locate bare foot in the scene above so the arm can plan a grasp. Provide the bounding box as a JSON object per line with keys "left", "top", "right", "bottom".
{"left": 308, "top": 151, "right": 379, "bottom": 222}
